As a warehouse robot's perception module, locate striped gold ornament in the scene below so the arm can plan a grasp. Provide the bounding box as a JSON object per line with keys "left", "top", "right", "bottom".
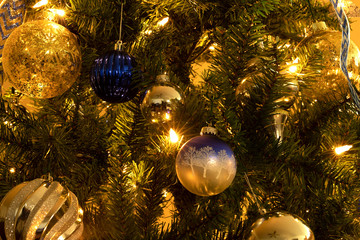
{"left": 0, "top": 178, "right": 83, "bottom": 240}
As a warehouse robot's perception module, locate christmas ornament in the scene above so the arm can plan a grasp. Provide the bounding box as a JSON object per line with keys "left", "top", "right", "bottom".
{"left": 0, "top": 177, "right": 83, "bottom": 240}
{"left": 274, "top": 79, "right": 299, "bottom": 110}
{"left": 235, "top": 72, "right": 263, "bottom": 104}
{"left": 175, "top": 126, "right": 237, "bottom": 196}
{"left": 269, "top": 108, "right": 288, "bottom": 142}
{"left": 329, "top": 1, "right": 360, "bottom": 110}
{"left": 90, "top": 50, "right": 139, "bottom": 103}
{"left": 90, "top": 1, "right": 140, "bottom": 103}
{"left": 302, "top": 22, "right": 360, "bottom": 101}
{"left": 2, "top": 20, "right": 82, "bottom": 98}
{"left": 0, "top": 0, "right": 25, "bottom": 60}
{"left": 236, "top": 76, "right": 255, "bottom": 100}
{"left": 141, "top": 74, "right": 182, "bottom": 123}
{"left": 248, "top": 212, "right": 314, "bottom": 240}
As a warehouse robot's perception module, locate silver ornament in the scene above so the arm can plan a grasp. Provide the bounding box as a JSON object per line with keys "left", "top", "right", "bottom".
{"left": 248, "top": 212, "right": 314, "bottom": 240}
{"left": 269, "top": 108, "right": 288, "bottom": 142}
{"left": 0, "top": 178, "right": 83, "bottom": 240}
{"left": 141, "top": 74, "right": 182, "bottom": 123}
{"left": 274, "top": 79, "right": 299, "bottom": 110}
{"left": 175, "top": 127, "right": 237, "bottom": 196}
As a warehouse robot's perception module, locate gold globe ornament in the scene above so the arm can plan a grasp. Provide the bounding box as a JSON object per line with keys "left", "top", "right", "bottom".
{"left": 248, "top": 211, "right": 314, "bottom": 240}
{"left": 141, "top": 73, "right": 182, "bottom": 123}
{"left": 2, "top": 20, "right": 82, "bottom": 98}
{"left": 301, "top": 21, "right": 360, "bottom": 101}
{"left": 0, "top": 177, "right": 84, "bottom": 240}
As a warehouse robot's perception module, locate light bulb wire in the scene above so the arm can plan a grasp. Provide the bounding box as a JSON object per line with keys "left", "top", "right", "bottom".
{"left": 115, "top": 1, "right": 125, "bottom": 51}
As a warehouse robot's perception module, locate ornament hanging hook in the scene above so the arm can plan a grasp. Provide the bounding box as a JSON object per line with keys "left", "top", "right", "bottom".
{"left": 244, "top": 173, "right": 266, "bottom": 215}
{"left": 115, "top": 0, "right": 125, "bottom": 51}
{"left": 41, "top": 173, "right": 53, "bottom": 182}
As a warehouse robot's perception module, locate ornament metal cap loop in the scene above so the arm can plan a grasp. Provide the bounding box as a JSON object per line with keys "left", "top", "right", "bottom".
{"left": 41, "top": 173, "right": 54, "bottom": 182}
{"left": 156, "top": 74, "right": 170, "bottom": 82}
{"left": 200, "top": 126, "right": 218, "bottom": 136}
{"left": 114, "top": 40, "right": 123, "bottom": 51}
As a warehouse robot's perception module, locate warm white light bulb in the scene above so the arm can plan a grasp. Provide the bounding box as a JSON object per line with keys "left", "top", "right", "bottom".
{"left": 33, "top": 0, "right": 48, "bottom": 8}
{"left": 158, "top": 17, "right": 169, "bottom": 26}
{"left": 209, "top": 43, "right": 217, "bottom": 51}
{"left": 288, "top": 65, "right": 298, "bottom": 73}
{"left": 49, "top": 9, "right": 66, "bottom": 17}
{"left": 335, "top": 145, "right": 353, "bottom": 155}
{"left": 144, "top": 29, "right": 153, "bottom": 35}
{"left": 288, "top": 58, "right": 299, "bottom": 73}
{"left": 164, "top": 113, "right": 171, "bottom": 120}
{"left": 169, "top": 128, "right": 179, "bottom": 143}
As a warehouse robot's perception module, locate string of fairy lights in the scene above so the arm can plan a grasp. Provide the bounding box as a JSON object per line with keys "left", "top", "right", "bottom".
{"left": 1, "top": 0, "right": 356, "bottom": 174}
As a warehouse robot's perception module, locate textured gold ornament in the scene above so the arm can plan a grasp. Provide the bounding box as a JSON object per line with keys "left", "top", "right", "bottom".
{"left": 302, "top": 28, "right": 360, "bottom": 101}
{"left": 0, "top": 178, "right": 83, "bottom": 240}
{"left": 248, "top": 212, "right": 314, "bottom": 240}
{"left": 2, "top": 20, "right": 82, "bottom": 98}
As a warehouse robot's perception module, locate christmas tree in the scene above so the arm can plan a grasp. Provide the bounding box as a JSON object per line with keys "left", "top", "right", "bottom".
{"left": 0, "top": 0, "right": 360, "bottom": 239}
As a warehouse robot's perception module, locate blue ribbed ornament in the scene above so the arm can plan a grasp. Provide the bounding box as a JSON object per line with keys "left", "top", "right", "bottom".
{"left": 90, "top": 50, "right": 138, "bottom": 103}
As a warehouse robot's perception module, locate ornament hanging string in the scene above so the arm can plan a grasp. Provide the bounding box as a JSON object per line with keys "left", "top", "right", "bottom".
{"left": 330, "top": 0, "right": 360, "bottom": 110}
{"left": 244, "top": 173, "right": 266, "bottom": 215}
{"left": 115, "top": 1, "right": 125, "bottom": 51}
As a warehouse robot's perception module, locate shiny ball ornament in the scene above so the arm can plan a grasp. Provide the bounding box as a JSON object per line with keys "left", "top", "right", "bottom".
{"left": 2, "top": 20, "right": 82, "bottom": 98}
{"left": 248, "top": 212, "right": 314, "bottom": 240}
{"left": 90, "top": 50, "right": 138, "bottom": 103}
{"left": 175, "top": 127, "right": 237, "bottom": 196}
{"left": 0, "top": 178, "right": 84, "bottom": 240}
{"left": 141, "top": 74, "right": 182, "bottom": 123}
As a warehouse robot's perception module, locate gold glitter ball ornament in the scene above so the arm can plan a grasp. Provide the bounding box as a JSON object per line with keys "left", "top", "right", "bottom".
{"left": 2, "top": 20, "right": 82, "bottom": 98}
{"left": 301, "top": 23, "right": 360, "bottom": 101}
{"left": 0, "top": 178, "right": 84, "bottom": 240}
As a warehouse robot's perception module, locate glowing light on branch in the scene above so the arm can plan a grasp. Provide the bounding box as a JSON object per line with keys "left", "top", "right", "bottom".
{"left": 157, "top": 17, "right": 169, "bottom": 27}
{"left": 169, "top": 128, "right": 179, "bottom": 143}
{"left": 335, "top": 145, "right": 353, "bottom": 155}
{"left": 209, "top": 43, "right": 217, "bottom": 51}
{"left": 33, "top": 0, "right": 48, "bottom": 8}
{"left": 288, "top": 65, "right": 298, "bottom": 73}
{"left": 49, "top": 9, "right": 66, "bottom": 17}
{"left": 288, "top": 58, "right": 300, "bottom": 73}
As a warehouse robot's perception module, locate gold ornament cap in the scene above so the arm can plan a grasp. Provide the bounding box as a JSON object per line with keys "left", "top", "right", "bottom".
{"left": 156, "top": 74, "right": 170, "bottom": 83}
{"left": 312, "top": 21, "right": 327, "bottom": 31}
{"left": 200, "top": 126, "right": 218, "bottom": 136}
